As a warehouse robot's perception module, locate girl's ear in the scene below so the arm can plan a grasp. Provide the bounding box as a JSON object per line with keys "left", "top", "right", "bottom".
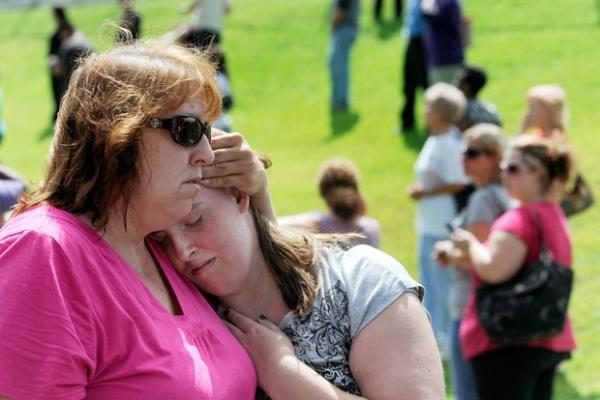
{"left": 231, "top": 187, "right": 250, "bottom": 214}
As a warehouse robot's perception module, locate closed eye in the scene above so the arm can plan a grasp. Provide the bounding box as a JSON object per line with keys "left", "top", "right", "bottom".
{"left": 184, "top": 215, "right": 203, "bottom": 230}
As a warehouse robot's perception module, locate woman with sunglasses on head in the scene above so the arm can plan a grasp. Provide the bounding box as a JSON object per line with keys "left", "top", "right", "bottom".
{"left": 0, "top": 41, "right": 272, "bottom": 399}
{"left": 160, "top": 184, "right": 444, "bottom": 400}
{"left": 434, "top": 123, "right": 512, "bottom": 400}
{"left": 434, "top": 135, "right": 576, "bottom": 400}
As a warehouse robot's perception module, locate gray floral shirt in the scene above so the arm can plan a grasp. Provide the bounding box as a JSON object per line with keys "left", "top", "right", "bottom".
{"left": 278, "top": 245, "right": 424, "bottom": 395}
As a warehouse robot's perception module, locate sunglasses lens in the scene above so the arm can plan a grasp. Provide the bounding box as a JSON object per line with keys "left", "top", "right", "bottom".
{"left": 464, "top": 148, "right": 481, "bottom": 159}
{"left": 172, "top": 117, "right": 211, "bottom": 147}
{"left": 508, "top": 165, "right": 520, "bottom": 174}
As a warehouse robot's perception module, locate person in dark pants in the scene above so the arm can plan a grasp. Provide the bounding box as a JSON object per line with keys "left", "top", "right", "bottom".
{"left": 374, "top": 0, "right": 402, "bottom": 21}
{"left": 400, "top": 0, "right": 428, "bottom": 132}
{"left": 48, "top": 6, "right": 71, "bottom": 122}
{"left": 116, "top": 0, "right": 142, "bottom": 44}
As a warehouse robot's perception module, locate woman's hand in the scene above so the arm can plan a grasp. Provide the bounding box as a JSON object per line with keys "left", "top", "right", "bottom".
{"left": 407, "top": 183, "right": 427, "bottom": 200}
{"left": 202, "top": 131, "right": 276, "bottom": 221}
{"left": 202, "top": 130, "right": 268, "bottom": 196}
{"left": 225, "top": 309, "right": 297, "bottom": 389}
{"left": 450, "top": 227, "right": 477, "bottom": 254}
{"left": 433, "top": 239, "right": 470, "bottom": 268}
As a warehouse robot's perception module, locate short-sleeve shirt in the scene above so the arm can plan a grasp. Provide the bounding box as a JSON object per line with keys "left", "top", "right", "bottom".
{"left": 414, "top": 127, "right": 470, "bottom": 236}
{"left": 279, "top": 244, "right": 424, "bottom": 395}
{"left": 460, "top": 202, "right": 577, "bottom": 360}
{"left": 0, "top": 205, "right": 256, "bottom": 400}
{"left": 449, "top": 183, "right": 512, "bottom": 318}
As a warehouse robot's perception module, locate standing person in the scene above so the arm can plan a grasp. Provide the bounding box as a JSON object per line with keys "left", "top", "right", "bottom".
{"left": 408, "top": 82, "right": 469, "bottom": 358}
{"left": 181, "top": 0, "right": 230, "bottom": 75}
{"left": 0, "top": 41, "right": 271, "bottom": 399}
{"left": 0, "top": 78, "right": 5, "bottom": 143}
{"left": 161, "top": 186, "right": 445, "bottom": 399}
{"left": 421, "top": 0, "right": 464, "bottom": 84}
{"left": 329, "top": 0, "right": 360, "bottom": 112}
{"left": 279, "top": 159, "right": 382, "bottom": 248}
{"left": 435, "top": 124, "right": 512, "bottom": 400}
{"left": 455, "top": 65, "right": 502, "bottom": 131}
{"left": 47, "top": 6, "right": 71, "bottom": 122}
{"left": 435, "top": 135, "right": 576, "bottom": 400}
{"left": 374, "top": 0, "right": 402, "bottom": 22}
{"left": 520, "top": 84, "right": 567, "bottom": 139}
{"left": 0, "top": 164, "right": 27, "bottom": 227}
{"left": 399, "top": 0, "right": 428, "bottom": 132}
{"left": 116, "top": 0, "right": 142, "bottom": 43}
{"left": 51, "top": 23, "right": 94, "bottom": 116}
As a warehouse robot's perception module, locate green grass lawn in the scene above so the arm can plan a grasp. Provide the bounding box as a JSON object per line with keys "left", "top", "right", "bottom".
{"left": 1, "top": 0, "right": 599, "bottom": 398}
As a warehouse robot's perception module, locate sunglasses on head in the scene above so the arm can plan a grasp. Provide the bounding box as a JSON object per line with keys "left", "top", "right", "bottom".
{"left": 148, "top": 114, "right": 211, "bottom": 147}
{"left": 463, "top": 147, "right": 490, "bottom": 159}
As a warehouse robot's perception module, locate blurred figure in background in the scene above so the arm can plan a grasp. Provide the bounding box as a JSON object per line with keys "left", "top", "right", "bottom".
{"left": 48, "top": 6, "right": 72, "bottom": 122}
{"left": 0, "top": 164, "right": 27, "bottom": 227}
{"left": 421, "top": 0, "right": 465, "bottom": 84}
{"left": 116, "top": 0, "right": 142, "bottom": 43}
{"left": 181, "top": 0, "right": 231, "bottom": 75}
{"left": 408, "top": 82, "right": 469, "bottom": 358}
{"left": 435, "top": 123, "right": 512, "bottom": 400}
{"left": 435, "top": 135, "right": 576, "bottom": 400}
{"left": 456, "top": 65, "right": 502, "bottom": 131}
{"left": 520, "top": 84, "right": 594, "bottom": 216}
{"left": 400, "top": 0, "right": 428, "bottom": 132}
{"left": 374, "top": 0, "right": 402, "bottom": 22}
{"left": 520, "top": 84, "right": 567, "bottom": 139}
{"left": 0, "top": 76, "right": 5, "bottom": 143}
{"left": 49, "top": 15, "right": 94, "bottom": 121}
{"left": 329, "top": 0, "right": 360, "bottom": 112}
{"left": 280, "top": 159, "right": 381, "bottom": 248}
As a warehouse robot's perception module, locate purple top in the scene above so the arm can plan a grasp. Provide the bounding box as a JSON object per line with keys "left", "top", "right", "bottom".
{"left": 422, "top": 0, "right": 464, "bottom": 67}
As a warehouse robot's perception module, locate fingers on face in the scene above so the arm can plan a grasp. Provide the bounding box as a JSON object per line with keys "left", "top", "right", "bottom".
{"left": 210, "top": 132, "right": 245, "bottom": 151}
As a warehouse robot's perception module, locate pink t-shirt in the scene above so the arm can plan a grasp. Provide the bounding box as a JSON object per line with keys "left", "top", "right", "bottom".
{"left": 460, "top": 202, "right": 576, "bottom": 360}
{"left": 0, "top": 205, "right": 256, "bottom": 400}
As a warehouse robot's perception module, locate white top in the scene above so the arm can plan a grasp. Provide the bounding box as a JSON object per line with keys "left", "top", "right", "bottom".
{"left": 413, "top": 127, "right": 469, "bottom": 235}
{"left": 191, "top": 0, "right": 228, "bottom": 32}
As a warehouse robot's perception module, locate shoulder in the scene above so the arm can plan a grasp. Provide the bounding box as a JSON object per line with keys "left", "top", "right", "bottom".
{"left": 320, "top": 245, "right": 423, "bottom": 300}
{"left": 491, "top": 205, "right": 533, "bottom": 241}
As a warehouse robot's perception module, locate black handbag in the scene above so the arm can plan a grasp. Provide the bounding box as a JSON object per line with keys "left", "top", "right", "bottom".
{"left": 475, "top": 212, "right": 574, "bottom": 345}
{"left": 561, "top": 173, "right": 594, "bottom": 217}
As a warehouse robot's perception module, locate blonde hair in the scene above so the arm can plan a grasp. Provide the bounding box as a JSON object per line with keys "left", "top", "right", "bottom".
{"left": 15, "top": 41, "right": 222, "bottom": 230}
{"left": 463, "top": 123, "right": 507, "bottom": 158}
{"left": 527, "top": 84, "right": 568, "bottom": 133}
{"left": 425, "top": 82, "right": 467, "bottom": 123}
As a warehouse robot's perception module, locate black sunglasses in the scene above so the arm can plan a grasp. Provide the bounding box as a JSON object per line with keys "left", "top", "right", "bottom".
{"left": 502, "top": 163, "right": 523, "bottom": 174}
{"left": 463, "top": 147, "right": 490, "bottom": 159}
{"left": 148, "top": 114, "right": 211, "bottom": 147}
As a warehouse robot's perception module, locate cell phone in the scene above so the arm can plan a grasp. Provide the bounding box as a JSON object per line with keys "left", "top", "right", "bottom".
{"left": 445, "top": 223, "right": 455, "bottom": 234}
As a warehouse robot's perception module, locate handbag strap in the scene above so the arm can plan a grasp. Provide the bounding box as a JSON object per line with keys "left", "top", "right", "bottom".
{"left": 528, "top": 210, "right": 554, "bottom": 264}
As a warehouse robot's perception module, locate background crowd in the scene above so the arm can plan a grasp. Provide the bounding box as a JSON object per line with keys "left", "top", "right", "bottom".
{"left": 0, "top": 1, "right": 597, "bottom": 399}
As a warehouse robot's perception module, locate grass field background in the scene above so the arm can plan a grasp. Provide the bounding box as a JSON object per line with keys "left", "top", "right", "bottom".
{"left": 1, "top": 1, "right": 599, "bottom": 398}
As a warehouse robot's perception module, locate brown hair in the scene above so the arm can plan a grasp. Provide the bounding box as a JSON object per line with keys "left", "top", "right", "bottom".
{"left": 317, "top": 159, "right": 365, "bottom": 221}
{"left": 511, "top": 135, "right": 573, "bottom": 191}
{"left": 15, "top": 41, "right": 222, "bottom": 230}
{"left": 250, "top": 202, "right": 358, "bottom": 314}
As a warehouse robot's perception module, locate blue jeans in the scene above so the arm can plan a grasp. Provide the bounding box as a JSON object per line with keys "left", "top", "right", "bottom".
{"left": 449, "top": 319, "right": 479, "bottom": 400}
{"left": 328, "top": 25, "right": 357, "bottom": 109}
{"left": 418, "top": 234, "right": 451, "bottom": 352}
